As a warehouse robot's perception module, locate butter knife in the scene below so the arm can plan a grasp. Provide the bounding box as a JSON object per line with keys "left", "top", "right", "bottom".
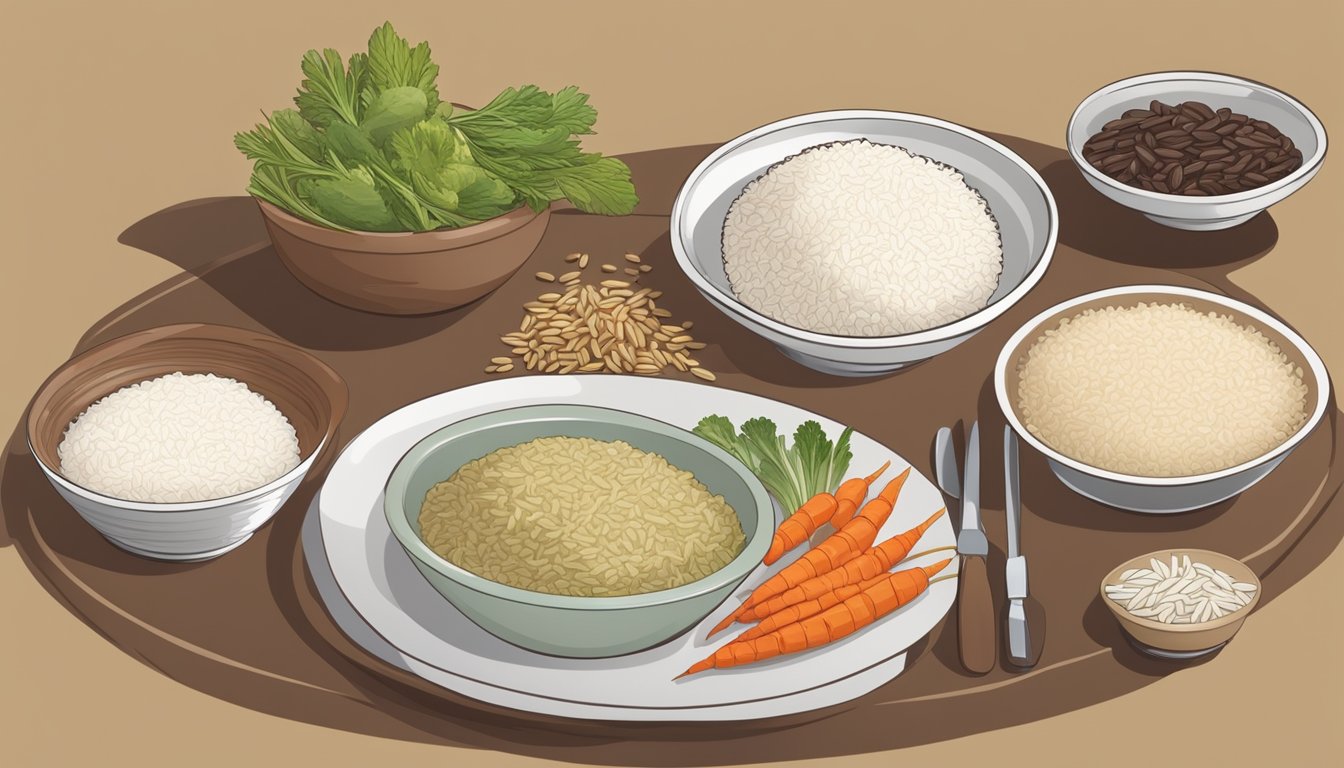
{"left": 956, "top": 421, "right": 996, "bottom": 674}
{"left": 1003, "top": 426, "right": 1033, "bottom": 667}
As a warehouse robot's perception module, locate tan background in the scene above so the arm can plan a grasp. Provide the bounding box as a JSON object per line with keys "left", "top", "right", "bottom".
{"left": 2, "top": 1, "right": 1340, "bottom": 765}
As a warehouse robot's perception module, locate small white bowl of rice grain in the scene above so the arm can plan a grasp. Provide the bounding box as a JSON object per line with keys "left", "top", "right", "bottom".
{"left": 27, "top": 324, "right": 347, "bottom": 561}
{"left": 671, "top": 110, "right": 1057, "bottom": 376}
{"left": 995, "top": 285, "right": 1329, "bottom": 513}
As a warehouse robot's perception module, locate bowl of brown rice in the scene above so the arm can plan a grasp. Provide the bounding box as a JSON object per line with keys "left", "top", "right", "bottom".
{"left": 995, "top": 285, "right": 1329, "bottom": 513}
{"left": 383, "top": 404, "right": 773, "bottom": 658}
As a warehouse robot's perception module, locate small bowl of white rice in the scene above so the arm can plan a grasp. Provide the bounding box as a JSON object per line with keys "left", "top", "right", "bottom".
{"left": 670, "top": 110, "right": 1057, "bottom": 376}
{"left": 995, "top": 285, "right": 1329, "bottom": 513}
{"left": 1100, "top": 548, "right": 1262, "bottom": 658}
{"left": 27, "top": 323, "right": 347, "bottom": 560}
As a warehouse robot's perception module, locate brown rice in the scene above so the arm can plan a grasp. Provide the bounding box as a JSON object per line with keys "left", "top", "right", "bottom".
{"left": 417, "top": 436, "right": 745, "bottom": 596}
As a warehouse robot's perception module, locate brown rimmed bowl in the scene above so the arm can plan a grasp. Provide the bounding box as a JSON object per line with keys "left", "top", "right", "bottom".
{"left": 26, "top": 323, "right": 348, "bottom": 561}
{"left": 257, "top": 200, "right": 551, "bottom": 316}
{"left": 1101, "top": 548, "right": 1262, "bottom": 659}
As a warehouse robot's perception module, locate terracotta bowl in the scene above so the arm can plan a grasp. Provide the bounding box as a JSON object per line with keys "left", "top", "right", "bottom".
{"left": 26, "top": 323, "right": 348, "bottom": 561}
{"left": 1100, "top": 548, "right": 1262, "bottom": 658}
{"left": 256, "top": 200, "right": 550, "bottom": 316}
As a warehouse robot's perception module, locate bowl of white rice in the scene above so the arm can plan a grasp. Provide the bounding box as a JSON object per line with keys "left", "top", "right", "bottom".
{"left": 670, "top": 110, "right": 1057, "bottom": 376}
{"left": 995, "top": 285, "right": 1329, "bottom": 513}
{"left": 383, "top": 404, "right": 773, "bottom": 658}
{"left": 27, "top": 324, "right": 347, "bottom": 560}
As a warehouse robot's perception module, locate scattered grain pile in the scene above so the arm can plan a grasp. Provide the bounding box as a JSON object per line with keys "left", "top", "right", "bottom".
{"left": 721, "top": 139, "right": 1003, "bottom": 337}
{"left": 58, "top": 372, "right": 301, "bottom": 502}
{"left": 494, "top": 252, "right": 715, "bottom": 380}
{"left": 417, "top": 436, "right": 745, "bottom": 596}
{"left": 1016, "top": 302, "right": 1309, "bottom": 477}
{"left": 1105, "top": 553, "right": 1257, "bottom": 624}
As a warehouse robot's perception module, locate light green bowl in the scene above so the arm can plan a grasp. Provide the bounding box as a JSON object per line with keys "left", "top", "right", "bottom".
{"left": 384, "top": 404, "right": 774, "bottom": 658}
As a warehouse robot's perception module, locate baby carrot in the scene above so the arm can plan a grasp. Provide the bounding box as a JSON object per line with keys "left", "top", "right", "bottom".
{"left": 829, "top": 460, "right": 891, "bottom": 528}
{"left": 706, "top": 469, "right": 912, "bottom": 637}
{"left": 678, "top": 558, "right": 953, "bottom": 678}
{"left": 735, "top": 572, "right": 889, "bottom": 641}
{"left": 739, "top": 508, "right": 945, "bottom": 623}
{"left": 815, "top": 467, "right": 911, "bottom": 567}
{"left": 763, "top": 492, "right": 838, "bottom": 566}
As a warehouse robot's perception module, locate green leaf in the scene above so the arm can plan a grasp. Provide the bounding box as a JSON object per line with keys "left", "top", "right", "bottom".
{"left": 548, "top": 86, "right": 598, "bottom": 135}
{"left": 740, "top": 417, "right": 805, "bottom": 513}
{"left": 693, "top": 414, "right": 758, "bottom": 476}
{"left": 458, "top": 85, "right": 554, "bottom": 129}
{"left": 359, "top": 85, "right": 429, "bottom": 145}
{"left": 268, "top": 109, "right": 324, "bottom": 161}
{"left": 294, "top": 48, "right": 364, "bottom": 127}
{"left": 451, "top": 173, "right": 516, "bottom": 220}
{"left": 235, "top": 115, "right": 332, "bottom": 175}
{"left": 549, "top": 155, "right": 638, "bottom": 215}
{"left": 246, "top": 166, "right": 344, "bottom": 230}
{"left": 305, "top": 167, "right": 400, "bottom": 231}
{"left": 792, "top": 421, "right": 834, "bottom": 505}
{"left": 388, "top": 119, "right": 472, "bottom": 176}
{"left": 826, "top": 428, "right": 854, "bottom": 491}
{"left": 323, "top": 121, "right": 381, "bottom": 164}
{"left": 694, "top": 414, "right": 855, "bottom": 515}
{"left": 364, "top": 22, "right": 439, "bottom": 113}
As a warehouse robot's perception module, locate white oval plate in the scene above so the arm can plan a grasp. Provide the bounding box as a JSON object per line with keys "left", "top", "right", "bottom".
{"left": 308, "top": 375, "right": 956, "bottom": 721}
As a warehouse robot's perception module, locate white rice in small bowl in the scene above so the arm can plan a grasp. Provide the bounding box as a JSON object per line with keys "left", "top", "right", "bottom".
{"left": 58, "top": 372, "right": 301, "bottom": 503}
{"left": 722, "top": 139, "right": 1003, "bottom": 337}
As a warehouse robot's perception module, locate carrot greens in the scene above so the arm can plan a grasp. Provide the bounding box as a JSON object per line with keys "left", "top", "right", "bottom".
{"left": 693, "top": 416, "right": 853, "bottom": 516}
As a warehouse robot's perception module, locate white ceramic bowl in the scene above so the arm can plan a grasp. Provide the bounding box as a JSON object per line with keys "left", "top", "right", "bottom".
{"left": 1067, "top": 71, "right": 1327, "bottom": 231}
{"left": 670, "top": 110, "right": 1058, "bottom": 376}
{"left": 26, "top": 324, "right": 348, "bottom": 560}
{"left": 995, "top": 285, "right": 1329, "bottom": 513}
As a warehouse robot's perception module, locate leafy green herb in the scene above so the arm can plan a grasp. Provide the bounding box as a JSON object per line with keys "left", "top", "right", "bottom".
{"left": 235, "top": 22, "right": 637, "bottom": 232}
{"left": 693, "top": 415, "right": 854, "bottom": 514}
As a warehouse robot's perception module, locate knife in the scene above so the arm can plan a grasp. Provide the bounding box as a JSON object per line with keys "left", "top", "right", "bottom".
{"left": 1003, "top": 426, "right": 1034, "bottom": 668}
{"left": 956, "top": 421, "right": 996, "bottom": 674}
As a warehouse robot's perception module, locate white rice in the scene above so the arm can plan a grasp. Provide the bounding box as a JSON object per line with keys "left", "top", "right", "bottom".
{"left": 1105, "top": 553, "right": 1257, "bottom": 624}
{"left": 418, "top": 436, "right": 745, "bottom": 597}
{"left": 721, "top": 139, "right": 1003, "bottom": 336}
{"left": 1016, "top": 302, "right": 1309, "bottom": 477}
{"left": 58, "top": 372, "right": 301, "bottom": 503}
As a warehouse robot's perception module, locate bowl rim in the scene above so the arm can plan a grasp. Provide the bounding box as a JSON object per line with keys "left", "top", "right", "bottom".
{"left": 669, "top": 108, "right": 1059, "bottom": 349}
{"left": 254, "top": 198, "right": 548, "bottom": 253}
{"left": 1099, "top": 548, "right": 1262, "bottom": 634}
{"left": 994, "top": 284, "right": 1331, "bottom": 486}
{"left": 1065, "top": 70, "right": 1329, "bottom": 206}
{"left": 25, "top": 322, "right": 347, "bottom": 511}
{"left": 382, "top": 402, "right": 775, "bottom": 611}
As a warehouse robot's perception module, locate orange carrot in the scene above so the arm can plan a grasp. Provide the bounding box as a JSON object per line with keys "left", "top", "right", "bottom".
{"left": 829, "top": 461, "right": 891, "bottom": 528}
{"left": 706, "top": 468, "right": 911, "bottom": 637}
{"left": 739, "top": 507, "right": 945, "bottom": 623}
{"left": 679, "top": 558, "right": 953, "bottom": 678}
{"left": 763, "top": 492, "right": 838, "bottom": 566}
{"left": 735, "top": 571, "right": 889, "bottom": 641}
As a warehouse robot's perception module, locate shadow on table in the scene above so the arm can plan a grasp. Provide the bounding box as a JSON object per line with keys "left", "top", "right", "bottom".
{"left": 115, "top": 197, "right": 472, "bottom": 352}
